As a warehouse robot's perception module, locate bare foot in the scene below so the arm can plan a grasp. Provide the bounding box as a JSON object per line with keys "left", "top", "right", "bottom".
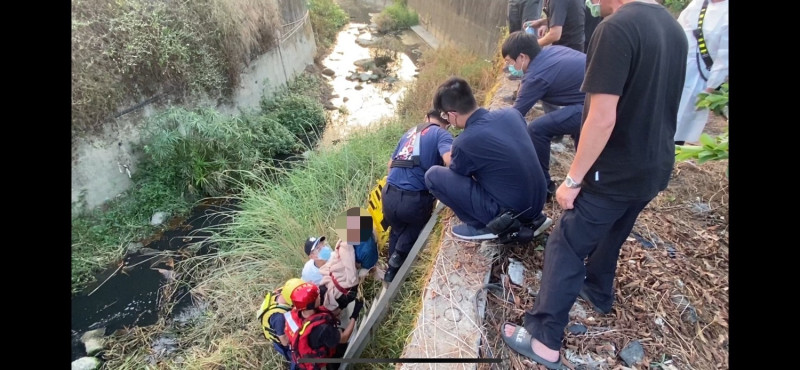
{"left": 502, "top": 323, "right": 560, "bottom": 363}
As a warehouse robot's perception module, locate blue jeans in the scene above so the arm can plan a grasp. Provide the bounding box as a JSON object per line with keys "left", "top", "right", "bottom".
{"left": 527, "top": 104, "right": 583, "bottom": 184}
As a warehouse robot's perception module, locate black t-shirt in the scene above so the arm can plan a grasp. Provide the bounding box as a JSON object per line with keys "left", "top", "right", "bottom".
{"left": 580, "top": 2, "right": 687, "bottom": 201}
{"left": 583, "top": 8, "right": 602, "bottom": 52}
{"left": 544, "top": 0, "right": 586, "bottom": 52}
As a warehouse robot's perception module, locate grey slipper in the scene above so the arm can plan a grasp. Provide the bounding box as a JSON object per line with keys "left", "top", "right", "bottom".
{"left": 501, "top": 322, "right": 565, "bottom": 369}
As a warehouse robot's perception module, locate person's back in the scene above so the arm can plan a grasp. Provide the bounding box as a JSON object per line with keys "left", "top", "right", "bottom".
{"left": 544, "top": 0, "right": 586, "bottom": 51}
{"left": 383, "top": 111, "right": 452, "bottom": 282}
{"left": 513, "top": 45, "right": 586, "bottom": 114}
{"left": 386, "top": 123, "right": 452, "bottom": 192}
{"left": 450, "top": 107, "right": 546, "bottom": 216}
{"left": 581, "top": 2, "right": 687, "bottom": 200}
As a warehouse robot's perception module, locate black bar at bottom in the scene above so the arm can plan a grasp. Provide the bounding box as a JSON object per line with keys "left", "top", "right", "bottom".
{"left": 299, "top": 358, "right": 501, "bottom": 363}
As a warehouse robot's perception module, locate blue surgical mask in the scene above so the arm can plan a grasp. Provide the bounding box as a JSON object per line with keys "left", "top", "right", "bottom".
{"left": 508, "top": 64, "right": 524, "bottom": 78}
{"left": 585, "top": 0, "right": 601, "bottom": 17}
{"left": 318, "top": 245, "right": 332, "bottom": 261}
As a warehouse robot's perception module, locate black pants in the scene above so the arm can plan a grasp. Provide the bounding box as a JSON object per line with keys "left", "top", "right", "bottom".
{"left": 508, "top": 0, "right": 543, "bottom": 33}
{"left": 523, "top": 190, "right": 652, "bottom": 350}
{"left": 381, "top": 183, "right": 436, "bottom": 257}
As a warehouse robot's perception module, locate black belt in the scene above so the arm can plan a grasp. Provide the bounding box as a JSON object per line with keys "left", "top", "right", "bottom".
{"left": 386, "top": 183, "right": 431, "bottom": 197}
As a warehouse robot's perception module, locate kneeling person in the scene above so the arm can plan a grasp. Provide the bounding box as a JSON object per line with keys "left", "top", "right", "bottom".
{"left": 424, "top": 77, "right": 552, "bottom": 242}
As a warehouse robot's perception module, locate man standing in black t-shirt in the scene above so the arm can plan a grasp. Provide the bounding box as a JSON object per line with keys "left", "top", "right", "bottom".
{"left": 501, "top": 0, "right": 687, "bottom": 368}
{"left": 526, "top": 0, "right": 586, "bottom": 52}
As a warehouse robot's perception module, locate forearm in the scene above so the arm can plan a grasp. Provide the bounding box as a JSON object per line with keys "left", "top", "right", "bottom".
{"left": 537, "top": 25, "right": 561, "bottom": 47}
{"left": 339, "top": 318, "right": 356, "bottom": 343}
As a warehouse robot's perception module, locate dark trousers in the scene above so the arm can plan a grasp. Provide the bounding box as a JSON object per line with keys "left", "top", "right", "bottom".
{"left": 273, "top": 342, "right": 297, "bottom": 370}
{"left": 382, "top": 183, "right": 436, "bottom": 257}
{"left": 528, "top": 104, "right": 583, "bottom": 184}
{"left": 523, "top": 190, "right": 651, "bottom": 350}
{"left": 424, "top": 166, "right": 504, "bottom": 228}
{"left": 508, "top": 0, "right": 543, "bottom": 33}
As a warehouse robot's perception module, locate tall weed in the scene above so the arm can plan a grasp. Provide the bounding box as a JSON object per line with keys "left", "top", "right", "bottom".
{"left": 397, "top": 46, "right": 496, "bottom": 118}
{"left": 309, "top": 0, "right": 349, "bottom": 52}
{"left": 374, "top": 0, "right": 419, "bottom": 33}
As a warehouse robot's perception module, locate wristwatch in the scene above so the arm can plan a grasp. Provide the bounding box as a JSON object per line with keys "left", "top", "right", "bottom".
{"left": 564, "top": 175, "right": 582, "bottom": 189}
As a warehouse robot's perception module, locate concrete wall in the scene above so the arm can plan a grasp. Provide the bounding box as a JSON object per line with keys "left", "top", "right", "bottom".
{"left": 71, "top": 0, "right": 316, "bottom": 213}
{"left": 407, "top": 0, "right": 508, "bottom": 58}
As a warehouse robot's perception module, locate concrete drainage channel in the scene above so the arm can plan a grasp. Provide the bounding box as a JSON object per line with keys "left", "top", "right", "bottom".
{"left": 341, "top": 203, "right": 498, "bottom": 369}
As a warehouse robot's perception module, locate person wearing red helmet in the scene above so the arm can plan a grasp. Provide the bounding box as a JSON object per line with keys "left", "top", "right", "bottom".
{"left": 284, "top": 282, "right": 364, "bottom": 369}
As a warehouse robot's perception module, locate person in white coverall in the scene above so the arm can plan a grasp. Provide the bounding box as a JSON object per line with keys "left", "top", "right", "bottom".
{"left": 674, "top": 0, "right": 728, "bottom": 144}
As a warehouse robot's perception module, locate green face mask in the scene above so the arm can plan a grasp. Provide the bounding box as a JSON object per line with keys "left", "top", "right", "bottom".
{"left": 585, "top": 0, "right": 601, "bottom": 17}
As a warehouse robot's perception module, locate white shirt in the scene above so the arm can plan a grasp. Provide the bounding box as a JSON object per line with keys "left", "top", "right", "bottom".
{"left": 302, "top": 259, "right": 323, "bottom": 285}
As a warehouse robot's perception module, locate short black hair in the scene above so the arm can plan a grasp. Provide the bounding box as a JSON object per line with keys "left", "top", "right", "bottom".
{"left": 432, "top": 77, "right": 476, "bottom": 115}
{"left": 501, "top": 31, "right": 541, "bottom": 61}
{"left": 425, "top": 108, "right": 448, "bottom": 125}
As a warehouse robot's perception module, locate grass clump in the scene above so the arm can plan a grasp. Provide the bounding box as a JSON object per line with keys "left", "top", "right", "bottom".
{"left": 71, "top": 169, "right": 191, "bottom": 294}
{"left": 71, "top": 73, "right": 328, "bottom": 294}
{"left": 309, "top": 0, "right": 350, "bottom": 53}
{"left": 102, "top": 118, "right": 409, "bottom": 369}
{"left": 397, "top": 45, "right": 497, "bottom": 119}
{"left": 356, "top": 221, "right": 444, "bottom": 367}
{"left": 71, "top": 0, "right": 283, "bottom": 136}
{"left": 374, "top": 0, "right": 419, "bottom": 33}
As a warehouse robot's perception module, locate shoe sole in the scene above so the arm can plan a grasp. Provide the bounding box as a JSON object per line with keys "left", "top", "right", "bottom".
{"left": 452, "top": 231, "right": 498, "bottom": 241}
{"left": 532, "top": 217, "right": 553, "bottom": 237}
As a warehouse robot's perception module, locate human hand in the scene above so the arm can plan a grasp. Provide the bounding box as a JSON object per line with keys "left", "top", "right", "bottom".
{"left": 705, "top": 87, "right": 716, "bottom": 93}
{"left": 350, "top": 299, "right": 364, "bottom": 319}
{"left": 523, "top": 20, "right": 536, "bottom": 29}
{"left": 537, "top": 26, "right": 547, "bottom": 38}
{"left": 556, "top": 182, "right": 581, "bottom": 210}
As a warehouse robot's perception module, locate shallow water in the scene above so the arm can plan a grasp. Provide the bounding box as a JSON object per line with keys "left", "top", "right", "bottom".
{"left": 71, "top": 19, "right": 428, "bottom": 364}
{"left": 318, "top": 23, "right": 425, "bottom": 149}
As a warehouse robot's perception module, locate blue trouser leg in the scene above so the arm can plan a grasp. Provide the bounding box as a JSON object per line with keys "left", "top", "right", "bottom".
{"left": 424, "top": 166, "right": 502, "bottom": 228}
{"left": 381, "top": 184, "right": 435, "bottom": 257}
{"left": 522, "top": 191, "right": 651, "bottom": 350}
{"left": 273, "top": 342, "right": 297, "bottom": 370}
{"left": 527, "top": 104, "right": 583, "bottom": 184}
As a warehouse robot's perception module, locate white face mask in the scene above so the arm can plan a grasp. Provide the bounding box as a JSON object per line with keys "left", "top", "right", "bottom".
{"left": 586, "top": 0, "right": 601, "bottom": 17}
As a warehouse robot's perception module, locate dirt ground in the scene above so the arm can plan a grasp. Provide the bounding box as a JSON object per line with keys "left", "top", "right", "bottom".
{"left": 477, "top": 112, "right": 729, "bottom": 369}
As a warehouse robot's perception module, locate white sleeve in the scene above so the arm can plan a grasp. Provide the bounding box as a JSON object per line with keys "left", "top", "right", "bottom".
{"left": 706, "top": 21, "right": 728, "bottom": 89}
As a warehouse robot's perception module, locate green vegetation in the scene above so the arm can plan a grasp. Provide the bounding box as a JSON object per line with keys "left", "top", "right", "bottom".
{"left": 103, "top": 118, "right": 409, "bottom": 368}
{"left": 71, "top": 75, "right": 328, "bottom": 294}
{"left": 374, "top": 0, "right": 419, "bottom": 33}
{"left": 675, "top": 130, "right": 729, "bottom": 164}
{"left": 662, "top": 0, "right": 691, "bottom": 15}
{"left": 398, "top": 46, "right": 496, "bottom": 119}
{"left": 696, "top": 82, "right": 729, "bottom": 118}
{"left": 309, "top": 0, "right": 350, "bottom": 51}
{"left": 71, "top": 0, "right": 284, "bottom": 136}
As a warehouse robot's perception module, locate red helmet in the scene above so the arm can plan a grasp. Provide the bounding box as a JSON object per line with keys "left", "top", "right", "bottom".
{"left": 290, "top": 282, "right": 319, "bottom": 310}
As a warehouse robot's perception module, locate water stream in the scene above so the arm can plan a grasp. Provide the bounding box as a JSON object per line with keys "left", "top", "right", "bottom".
{"left": 71, "top": 18, "right": 428, "bottom": 364}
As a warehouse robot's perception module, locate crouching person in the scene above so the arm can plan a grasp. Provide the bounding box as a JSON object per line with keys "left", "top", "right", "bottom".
{"left": 284, "top": 282, "right": 364, "bottom": 370}
{"left": 257, "top": 278, "right": 306, "bottom": 370}
{"left": 318, "top": 238, "right": 360, "bottom": 317}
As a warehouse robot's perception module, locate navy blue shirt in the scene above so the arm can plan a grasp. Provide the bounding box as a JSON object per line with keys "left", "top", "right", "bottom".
{"left": 513, "top": 45, "right": 586, "bottom": 117}
{"left": 268, "top": 311, "right": 286, "bottom": 337}
{"left": 449, "top": 108, "right": 546, "bottom": 218}
{"left": 387, "top": 124, "right": 453, "bottom": 191}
